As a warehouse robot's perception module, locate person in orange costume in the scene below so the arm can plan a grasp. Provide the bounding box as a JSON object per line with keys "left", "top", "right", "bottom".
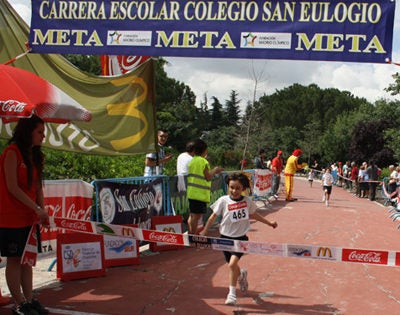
{"left": 284, "top": 149, "right": 307, "bottom": 201}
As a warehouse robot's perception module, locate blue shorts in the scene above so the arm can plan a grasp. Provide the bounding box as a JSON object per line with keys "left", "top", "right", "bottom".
{"left": 221, "top": 234, "right": 249, "bottom": 263}
{"left": 188, "top": 199, "right": 208, "bottom": 214}
{"left": 0, "top": 226, "right": 32, "bottom": 257}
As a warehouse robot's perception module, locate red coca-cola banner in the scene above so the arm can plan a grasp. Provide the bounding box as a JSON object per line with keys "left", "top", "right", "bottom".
{"left": 40, "top": 180, "right": 93, "bottom": 256}
{"left": 342, "top": 248, "right": 389, "bottom": 265}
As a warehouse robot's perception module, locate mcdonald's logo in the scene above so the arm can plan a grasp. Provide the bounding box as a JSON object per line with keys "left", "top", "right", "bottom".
{"left": 317, "top": 247, "right": 332, "bottom": 258}
{"left": 163, "top": 227, "right": 176, "bottom": 233}
{"left": 122, "top": 227, "right": 135, "bottom": 237}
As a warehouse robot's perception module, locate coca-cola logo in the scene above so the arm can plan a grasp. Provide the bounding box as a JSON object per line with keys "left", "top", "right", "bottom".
{"left": 145, "top": 230, "right": 182, "bottom": 245}
{"left": 342, "top": 248, "right": 388, "bottom": 265}
{"left": 255, "top": 174, "right": 272, "bottom": 190}
{"left": 0, "top": 100, "right": 27, "bottom": 113}
{"left": 58, "top": 219, "right": 90, "bottom": 232}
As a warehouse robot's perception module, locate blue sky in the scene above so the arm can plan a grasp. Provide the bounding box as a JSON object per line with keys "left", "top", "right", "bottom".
{"left": 9, "top": 0, "right": 400, "bottom": 110}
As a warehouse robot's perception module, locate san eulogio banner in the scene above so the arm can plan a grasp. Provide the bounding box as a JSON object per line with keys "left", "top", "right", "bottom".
{"left": 29, "top": 0, "right": 395, "bottom": 63}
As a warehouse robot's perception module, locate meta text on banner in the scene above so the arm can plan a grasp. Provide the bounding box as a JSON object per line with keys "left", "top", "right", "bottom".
{"left": 29, "top": 0, "right": 395, "bottom": 63}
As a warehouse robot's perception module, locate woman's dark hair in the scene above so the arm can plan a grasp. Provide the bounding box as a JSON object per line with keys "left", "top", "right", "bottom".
{"left": 193, "top": 139, "right": 207, "bottom": 155}
{"left": 225, "top": 172, "right": 251, "bottom": 189}
{"left": 9, "top": 115, "right": 45, "bottom": 188}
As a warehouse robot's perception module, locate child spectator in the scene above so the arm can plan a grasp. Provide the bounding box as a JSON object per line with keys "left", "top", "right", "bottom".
{"left": 186, "top": 139, "right": 223, "bottom": 234}
{"left": 308, "top": 169, "right": 315, "bottom": 187}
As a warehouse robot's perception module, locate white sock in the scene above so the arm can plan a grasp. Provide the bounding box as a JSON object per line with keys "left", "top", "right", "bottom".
{"left": 229, "top": 285, "right": 236, "bottom": 296}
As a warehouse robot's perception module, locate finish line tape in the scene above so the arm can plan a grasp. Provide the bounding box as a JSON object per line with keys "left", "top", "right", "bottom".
{"left": 50, "top": 217, "right": 400, "bottom": 268}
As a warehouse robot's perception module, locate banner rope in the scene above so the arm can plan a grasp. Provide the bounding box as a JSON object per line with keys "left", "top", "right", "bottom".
{"left": 34, "top": 217, "right": 400, "bottom": 268}
{"left": 3, "top": 43, "right": 31, "bottom": 65}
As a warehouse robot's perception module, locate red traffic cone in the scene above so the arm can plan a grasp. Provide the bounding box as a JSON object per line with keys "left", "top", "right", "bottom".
{"left": 0, "top": 258, "right": 11, "bottom": 306}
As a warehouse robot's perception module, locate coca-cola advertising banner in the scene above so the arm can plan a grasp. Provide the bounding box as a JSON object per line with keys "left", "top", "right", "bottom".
{"left": 253, "top": 169, "right": 272, "bottom": 198}
{"left": 96, "top": 179, "right": 164, "bottom": 229}
{"left": 40, "top": 180, "right": 94, "bottom": 256}
{"left": 342, "top": 248, "right": 389, "bottom": 265}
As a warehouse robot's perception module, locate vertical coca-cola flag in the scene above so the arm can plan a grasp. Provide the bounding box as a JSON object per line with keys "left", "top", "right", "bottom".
{"left": 40, "top": 180, "right": 94, "bottom": 256}
{"left": 101, "top": 55, "right": 151, "bottom": 76}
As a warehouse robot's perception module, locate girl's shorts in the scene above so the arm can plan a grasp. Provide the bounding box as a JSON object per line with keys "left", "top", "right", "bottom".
{"left": 220, "top": 234, "right": 249, "bottom": 263}
{"left": 0, "top": 226, "right": 31, "bottom": 257}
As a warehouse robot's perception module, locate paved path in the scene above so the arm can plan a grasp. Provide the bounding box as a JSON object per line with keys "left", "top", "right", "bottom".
{"left": 2, "top": 177, "right": 400, "bottom": 315}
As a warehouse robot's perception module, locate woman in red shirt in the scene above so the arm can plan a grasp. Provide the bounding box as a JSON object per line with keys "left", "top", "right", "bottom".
{"left": 0, "top": 115, "right": 49, "bottom": 315}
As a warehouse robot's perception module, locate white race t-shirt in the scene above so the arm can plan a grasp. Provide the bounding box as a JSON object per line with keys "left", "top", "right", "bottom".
{"left": 210, "top": 195, "right": 258, "bottom": 238}
{"left": 176, "top": 152, "right": 193, "bottom": 175}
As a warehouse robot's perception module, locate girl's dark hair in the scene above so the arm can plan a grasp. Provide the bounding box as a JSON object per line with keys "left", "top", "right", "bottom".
{"left": 193, "top": 139, "right": 207, "bottom": 155}
{"left": 9, "top": 115, "right": 45, "bottom": 188}
{"left": 225, "top": 172, "right": 251, "bottom": 189}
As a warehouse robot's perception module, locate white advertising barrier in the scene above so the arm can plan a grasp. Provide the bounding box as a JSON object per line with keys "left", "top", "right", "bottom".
{"left": 45, "top": 217, "right": 400, "bottom": 268}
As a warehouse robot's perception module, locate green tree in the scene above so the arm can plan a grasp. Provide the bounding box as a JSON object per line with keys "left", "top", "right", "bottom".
{"left": 63, "top": 54, "right": 102, "bottom": 75}
{"left": 224, "top": 90, "right": 241, "bottom": 127}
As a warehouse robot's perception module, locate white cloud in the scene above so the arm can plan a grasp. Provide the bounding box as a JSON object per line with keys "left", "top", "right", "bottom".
{"left": 8, "top": 0, "right": 400, "bottom": 111}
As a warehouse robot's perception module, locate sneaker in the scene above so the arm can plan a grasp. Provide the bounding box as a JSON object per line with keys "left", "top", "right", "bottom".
{"left": 29, "top": 299, "right": 49, "bottom": 315}
{"left": 225, "top": 294, "right": 237, "bottom": 305}
{"left": 322, "top": 196, "right": 326, "bottom": 202}
{"left": 12, "top": 302, "right": 39, "bottom": 315}
{"left": 325, "top": 200, "right": 329, "bottom": 207}
{"left": 273, "top": 194, "right": 279, "bottom": 200}
{"left": 238, "top": 269, "right": 248, "bottom": 292}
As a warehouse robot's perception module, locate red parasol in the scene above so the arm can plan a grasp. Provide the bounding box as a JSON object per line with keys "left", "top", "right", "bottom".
{"left": 0, "top": 64, "right": 91, "bottom": 123}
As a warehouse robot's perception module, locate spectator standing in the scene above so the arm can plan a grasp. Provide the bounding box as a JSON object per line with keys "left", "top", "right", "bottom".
{"left": 0, "top": 116, "right": 50, "bottom": 315}
{"left": 284, "top": 149, "right": 307, "bottom": 201}
{"left": 186, "top": 139, "right": 224, "bottom": 234}
{"left": 200, "top": 172, "right": 277, "bottom": 305}
{"left": 342, "top": 161, "right": 351, "bottom": 189}
{"left": 254, "top": 149, "right": 267, "bottom": 169}
{"left": 366, "top": 160, "right": 379, "bottom": 201}
{"left": 270, "top": 150, "right": 284, "bottom": 198}
{"left": 144, "top": 130, "right": 173, "bottom": 176}
{"left": 177, "top": 141, "right": 195, "bottom": 176}
{"left": 358, "top": 162, "right": 368, "bottom": 198}
{"left": 308, "top": 168, "right": 315, "bottom": 187}
{"left": 350, "top": 162, "right": 359, "bottom": 195}
{"left": 176, "top": 141, "right": 195, "bottom": 191}
{"left": 388, "top": 165, "right": 398, "bottom": 195}
{"left": 337, "top": 162, "right": 343, "bottom": 187}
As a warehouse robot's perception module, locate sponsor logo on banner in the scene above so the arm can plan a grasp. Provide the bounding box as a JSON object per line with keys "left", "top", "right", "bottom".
{"left": 55, "top": 218, "right": 93, "bottom": 234}
{"left": 211, "top": 238, "right": 236, "bottom": 251}
{"left": 314, "top": 246, "right": 336, "bottom": 261}
{"left": 121, "top": 226, "right": 136, "bottom": 238}
{"left": 107, "top": 30, "right": 152, "bottom": 46}
{"left": 189, "top": 235, "right": 212, "bottom": 249}
{"left": 288, "top": 245, "right": 312, "bottom": 258}
{"left": 142, "top": 229, "right": 184, "bottom": 246}
{"left": 240, "top": 32, "right": 292, "bottom": 49}
{"left": 246, "top": 242, "right": 285, "bottom": 256}
{"left": 342, "top": 248, "right": 388, "bottom": 265}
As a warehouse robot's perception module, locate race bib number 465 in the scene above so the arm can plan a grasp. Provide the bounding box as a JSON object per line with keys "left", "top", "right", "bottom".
{"left": 228, "top": 201, "right": 249, "bottom": 222}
